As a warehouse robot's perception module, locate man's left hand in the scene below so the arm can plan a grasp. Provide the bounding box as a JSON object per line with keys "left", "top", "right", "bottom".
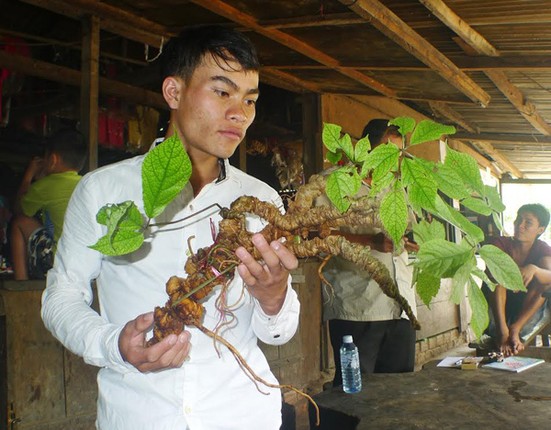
{"left": 235, "top": 233, "right": 298, "bottom": 315}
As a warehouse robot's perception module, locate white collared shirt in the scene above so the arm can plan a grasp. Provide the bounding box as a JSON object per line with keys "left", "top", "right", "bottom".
{"left": 41, "top": 150, "right": 300, "bottom": 430}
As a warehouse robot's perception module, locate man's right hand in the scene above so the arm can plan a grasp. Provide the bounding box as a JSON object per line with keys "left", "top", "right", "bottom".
{"left": 118, "top": 312, "right": 191, "bottom": 372}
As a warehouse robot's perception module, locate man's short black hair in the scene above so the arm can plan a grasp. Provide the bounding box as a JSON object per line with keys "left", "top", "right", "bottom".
{"left": 361, "top": 118, "right": 400, "bottom": 148}
{"left": 160, "top": 25, "right": 260, "bottom": 82}
{"left": 45, "top": 129, "right": 87, "bottom": 172}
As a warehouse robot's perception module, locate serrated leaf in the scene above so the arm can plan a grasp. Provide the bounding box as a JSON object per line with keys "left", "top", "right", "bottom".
{"left": 444, "top": 146, "right": 484, "bottom": 195}
{"left": 492, "top": 212, "right": 504, "bottom": 233}
{"left": 90, "top": 201, "right": 144, "bottom": 256}
{"left": 451, "top": 260, "right": 474, "bottom": 304}
{"left": 389, "top": 117, "right": 415, "bottom": 136}
{"left": 410, "top": 120, "right": 456, "bottom": 145}
{"left": 326, "top": 150, "right": 342, "bottom": 165}
{"left": 415, "top": 269, "right": 441, "bottom": 306}
{"left": 89, "top": 229, "right": 145, "bottom": 256}
{"left": 484, "top": 185, "right": 506, "bottom": 212}
{"left": 366, "top": 144, "right": 400, "bottom": 176}
{"left": 432, "top": 195, "right": 485, "bottom": 243}
{"left": 472, "top": 266, "right": 497, "bottom": 291}
{"left": 379, "top": 181, "right": 408, "bottom": 244}
{"left": 142, "top": 134, "right": 191, "bottom": 219}
{"left": 326, "top": 169, "right": 362, "bottom": 213}
{"left": 355, "top": 136, "right": 371, "bottom": 162}
{"left": 461, "top": 196, "right": 493, "bottom": 216}
{"left": 402, "top": 158, "right": 438, "bottom": 213}
{"left": 415, "top": 239, "right": 473, "bottom": 278}
{"left": 479, "top": 244, "right": 525, "bottom": 292}
{"left": 468, "top": 278, "right": 490, "bottom": 339}
{"left": 339, "top": 133, "right": 354, "bottom": 162}
{"left": 412, "top": 219, "right": 446, "bottom": 244}
{"left": 369, "top": 171, "right": 394, "bottom": 197}
{"left": 434, "top": 163, "right": 471, "bottom": 200}
{"left": 322, "top": 123, "right": 342, "bottom": 152}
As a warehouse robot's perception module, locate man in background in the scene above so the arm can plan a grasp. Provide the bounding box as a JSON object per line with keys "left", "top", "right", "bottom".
{"left": 10, "top": 129, "right": 86, "bottom": 279}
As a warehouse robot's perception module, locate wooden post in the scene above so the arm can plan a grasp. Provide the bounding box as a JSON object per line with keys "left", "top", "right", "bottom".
{"left": 80, "top": 15, "right": 100, "bottom": 172}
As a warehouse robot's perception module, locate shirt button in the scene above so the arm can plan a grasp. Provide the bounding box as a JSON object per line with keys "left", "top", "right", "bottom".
{"left": 184, "top": 406, "right": 192, "bottom": 414}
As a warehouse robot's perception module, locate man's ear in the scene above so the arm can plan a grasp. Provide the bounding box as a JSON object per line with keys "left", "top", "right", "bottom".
{"left": 162, "top": 77, "right": 182, "bottom": 109}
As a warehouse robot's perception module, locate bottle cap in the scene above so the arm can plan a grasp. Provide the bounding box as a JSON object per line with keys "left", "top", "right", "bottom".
{"left": 343, "top": 335, "right": 353, "bottom": 343}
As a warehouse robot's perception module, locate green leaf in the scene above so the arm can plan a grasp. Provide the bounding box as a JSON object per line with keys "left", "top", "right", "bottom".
{"left": 451, "top": 259, "right": 474, "bottom": 304}
{"left": 355, "top": 136, "right": 371, "bottom": 162}
{"left": 402, "top": 158, "right": 438, "bottom": 213}
{"left": 432, "top": 195, "right": 485, "bottom": 243}
{"left": 326, "top": 168, "right": 362, "bottom": 213}
{"left": 460, "top": 196, "right": 493, "bottom": 216}
{"left": 412, "top": 219, "right": 446, "bottom": 244}
{"left": 339, "top": 133, "right": 355, "bottom": 162}
{"left": 369, "top": 171, "right": 394, "bottom": 197}
{"left": 479, "top": 244, "right": 525, "bottom": 292}
{"left": 415, "top": 269, "right": 441, "bottom": 306}
{"left": 444, "top": 146, "right": 484, "bottom": 195}
{"left": 471, "top": 266, "right": 497, "bottom": 291}
{"left": 322, "top": 123, "right": 342, "bottom": 152}
{"left": 389, "top": 117, "right": 415, "bottom": 136}
{"left": 90, "top": 201, "right": 145, "bottom": 256}
{"left": 434, "top": 163, "right": 471, "bottom": 201}
{"left": 484, "top": 185, "right": 506, "bottom": 212}
{"left": 326, "top": 150, "right": 342, "bottom": 165}
{"left": 142, "top": 134, "right": 192, "bottom": 219}
{"left": 415, "top": 239, "right": 473, "bottom": 278}
{"left": 379, "top": 181, "right": 408, "bottom": 244}
{"left": 492, "top": 212, "right": 504, "bottom": 233}
{"left": 410, "top": 120, "right": 456, "bottom": 145}
{"left": 365, "top": 144, "right": 400, "bottom": 176}
{"left": 90, "top": 229, "right": 145, "bottom": 256}
{"left": 468, "top": 278, "right": 490, "bottom": 339}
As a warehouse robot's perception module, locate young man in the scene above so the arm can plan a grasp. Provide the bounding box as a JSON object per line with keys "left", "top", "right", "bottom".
{"left": 11, "top": 129, "right": 86, "bottom": 279}
{"left": 321, "top": 119, "right": 418, "bottom": 386}
{"left": 485, "top": 203, "right": 551, "bottom": 356}
{"left": 41, "top": 26, "right": 300, "bottom": 429}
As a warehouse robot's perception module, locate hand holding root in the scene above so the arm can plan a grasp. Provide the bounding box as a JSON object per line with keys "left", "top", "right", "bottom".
{"left": 119, "top": 312, "right": 191, "bottom": 372}
{"left": 236, "top": 233, "right": 298, "bottom": 315}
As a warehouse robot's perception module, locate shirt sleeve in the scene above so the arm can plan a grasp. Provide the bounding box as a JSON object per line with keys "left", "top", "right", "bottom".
{"left": 41, "top": 177, "right": 135, "bottom": 373}
{"left": 251, "top": 280, "right": 300, "bottom": 346}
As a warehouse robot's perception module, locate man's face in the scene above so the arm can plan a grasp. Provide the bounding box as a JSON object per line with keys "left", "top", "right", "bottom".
{"left": 514, "top": 211, "right": 545, "bottom": 242}
{"left": 172, "top": 54, "right": 259, "bottom": 161}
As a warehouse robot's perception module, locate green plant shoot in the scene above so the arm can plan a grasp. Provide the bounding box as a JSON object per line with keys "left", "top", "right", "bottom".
{"left": 89, "top": 135, "right": 192, "bottom": 255}
{"left": 322, "top": 117, "right": 524, "bottom": 338}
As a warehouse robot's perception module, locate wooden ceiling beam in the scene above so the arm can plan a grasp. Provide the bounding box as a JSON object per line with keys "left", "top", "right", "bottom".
{"left": 20, "top": 0, "right": 173, "bottom": 47}
{"left": 428, "top": 101, "right": 479, "bottom": 134}
{"left": 190, "top": 0, "right": 396, "bottom": 97}
{"left": 0, "top": 50, "right": 167, "bottom": 110}
{"left": 485, "top": 70, "right": 551, "bottom": 135}
{"left": 454, "top": 132, "right": 551, "bottom": 145}
{"left": 471, "top": 140, "right": 523, "bottom": 178}
{"left": 260, "top": 68, "right": 321, "bottom": 93}
{"left": 339, "top": 0, "right": 490, "bottom": 107}
{"left": 419, "top": 0, "right": 551, "bottom": 136}
{"left": 419, "top": 0, "right": 499, "bottom": 57}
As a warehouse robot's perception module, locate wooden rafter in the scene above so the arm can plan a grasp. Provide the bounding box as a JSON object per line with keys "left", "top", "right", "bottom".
{"left": 454, "top": 133, "right": 551, "bottom": 145}
{"left": 21, "top": 0, "right": 173, "bottom": 47}
{"left": 419, "top": 0, "right": 500, "bottom": 57}
{"left": 190, "top": 0, "right": 396, "bottom": 97}
{"left": 0, "top": 50, "right": 167, "bottom": 109}
{"left": 260, "top": 68, "right": 321, "bottom": 94}
{"left": 419, "top": 0, "right": 551, "bottom": 137}
{"left": 428, "top": 101, "right": 479, "bottom": 134}
{"left": 471, "top": 140, "right": 523, "bottom": 179}
{"left": 339, "top": 0, "right": 490, "bottom": 107}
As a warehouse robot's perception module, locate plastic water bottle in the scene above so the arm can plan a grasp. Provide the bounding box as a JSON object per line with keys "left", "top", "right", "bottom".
{"left": 340, "top": 335, "right": 362, "bottom": 393}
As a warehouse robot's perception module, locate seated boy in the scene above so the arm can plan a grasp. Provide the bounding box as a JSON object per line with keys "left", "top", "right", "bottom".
{"left": 10, "top": 129, "right": 86, "bottom": 280}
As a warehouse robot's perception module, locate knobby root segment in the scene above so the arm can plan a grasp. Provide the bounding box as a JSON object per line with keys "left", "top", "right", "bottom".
{"left": 195, "top": 322, "right": 320, "bottom": 426}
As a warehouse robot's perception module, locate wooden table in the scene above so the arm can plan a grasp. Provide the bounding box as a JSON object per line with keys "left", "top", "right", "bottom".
{"left": 309, "top": 361, "right": 551, "bottom": 429}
